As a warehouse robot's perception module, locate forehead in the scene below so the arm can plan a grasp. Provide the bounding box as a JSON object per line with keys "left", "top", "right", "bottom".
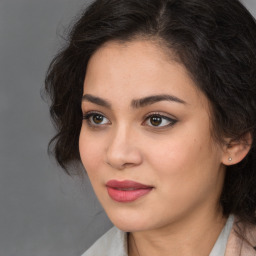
{"left": 83, "top": 40, "right": 208, "bottom": 110}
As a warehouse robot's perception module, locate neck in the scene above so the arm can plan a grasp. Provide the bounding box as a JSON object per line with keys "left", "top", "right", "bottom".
{"left": 128, "top": 207, "right": 227, "bottom": 256}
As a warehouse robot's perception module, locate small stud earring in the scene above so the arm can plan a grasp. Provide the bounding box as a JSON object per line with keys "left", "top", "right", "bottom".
{"left": 228, "top": 157, "right": 232, "bottom": 161}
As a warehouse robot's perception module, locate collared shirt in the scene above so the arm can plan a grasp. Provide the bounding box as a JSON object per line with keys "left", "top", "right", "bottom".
{"left": 82, "top": 215, "right": 234, "bottom": 256}
{"left": 210, "top": 215, "right": 234, "bottom": 256}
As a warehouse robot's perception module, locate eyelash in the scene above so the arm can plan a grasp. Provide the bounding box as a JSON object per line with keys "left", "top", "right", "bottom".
{"left": 82, "top": 111, "right": 177, "bottom": 129}
{"left": 83, "top": 111, "right": 110, "bottom": 129}
{"left": 143, "top": 112, "right": 177, "bottom": 128}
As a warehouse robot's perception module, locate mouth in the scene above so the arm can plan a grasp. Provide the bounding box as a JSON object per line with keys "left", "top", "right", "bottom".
{"left": 106, "top": 180, "right": 153, "bottom": 202}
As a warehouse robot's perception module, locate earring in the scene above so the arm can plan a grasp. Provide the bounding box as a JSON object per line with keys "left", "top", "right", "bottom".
{"left": 228, "top": 157, "right": 232, "bottom": 161}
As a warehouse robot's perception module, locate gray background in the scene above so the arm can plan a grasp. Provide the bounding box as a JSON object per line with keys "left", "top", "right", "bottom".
{"left": 0, "top": 0, "right": 255, "bottom": 255}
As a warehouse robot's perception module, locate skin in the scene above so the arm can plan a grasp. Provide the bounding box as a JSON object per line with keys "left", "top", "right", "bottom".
{"left": 79, "top": 40, "right": 229, "bottom": 256}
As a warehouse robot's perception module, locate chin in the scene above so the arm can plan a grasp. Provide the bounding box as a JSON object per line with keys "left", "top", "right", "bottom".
{"left": 112, "top": 220, "right": 148, "bottom": 233}
{"left": 105, "top": 208, "right": 154, "bottom": 232}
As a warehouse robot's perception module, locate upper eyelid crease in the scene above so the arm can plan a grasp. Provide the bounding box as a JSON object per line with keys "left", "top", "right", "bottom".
{"left": 83, "top": 111, "right": 177, "bottom": 128}
{"left": 83, "top": 111, "right": 110, "bottom": 120}
{"left": 81, "top": 94, "right": 187, "bottom": 109}
{"left": 144, "top": 111, "right": 177, "bottom": 119}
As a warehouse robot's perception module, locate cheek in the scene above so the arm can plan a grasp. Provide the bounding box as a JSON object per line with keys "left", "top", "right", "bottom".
{"left": 145, "top": 140, "right": 219, "bottom": 218}
{"left": 146, "top": 127, "right": 219, "bottom": 192}
{"left": 146, "top": 133, "right": 199, "bottom": 174}
{"left": 79, "top": 128, "right": 104, "bottom": 176}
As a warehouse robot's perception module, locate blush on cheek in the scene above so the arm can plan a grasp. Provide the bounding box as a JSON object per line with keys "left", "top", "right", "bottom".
{"left": 80, "top": 145, "right": 103, "bottom": 175}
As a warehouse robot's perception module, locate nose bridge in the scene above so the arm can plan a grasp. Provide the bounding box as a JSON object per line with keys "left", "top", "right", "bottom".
{"left": 105, "top": 123, "right": 142, "bottom": 169}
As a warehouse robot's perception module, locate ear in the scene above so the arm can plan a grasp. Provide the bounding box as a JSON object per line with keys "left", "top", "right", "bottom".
{"left": 221, "top": 132, "right": 252, "bottom": 166}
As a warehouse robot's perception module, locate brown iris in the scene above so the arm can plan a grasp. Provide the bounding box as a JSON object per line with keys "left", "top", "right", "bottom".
{"left": 150, "top": 116, "right": 162, "bottom": 126}
{"left": 93, "top": 114, "right": 104, "bottom": 124}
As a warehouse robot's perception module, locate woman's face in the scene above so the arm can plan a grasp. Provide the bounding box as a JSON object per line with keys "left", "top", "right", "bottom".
{"left": 79, "top": 40, "right": 226, "bottom": 232}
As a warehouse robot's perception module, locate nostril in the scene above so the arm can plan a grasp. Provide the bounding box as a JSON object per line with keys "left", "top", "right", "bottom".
{"left": 105, "top": 133, "right": 143, "bottom": 169}
{"left": 105, "top": 149, "right": 143, "bottom": 170}
{"left": 105, "top": 160, "right": 132, "bottom": 170}
{"left": 122, "top": 163, "right": 136, "bottom": 168}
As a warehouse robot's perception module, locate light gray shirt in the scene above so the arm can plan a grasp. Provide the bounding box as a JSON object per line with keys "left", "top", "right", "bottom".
{"left": 82, "top": 215, "right": 234, "bottom": 256}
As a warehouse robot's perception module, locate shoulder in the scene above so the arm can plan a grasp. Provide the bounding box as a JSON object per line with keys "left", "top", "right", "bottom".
{"left": 225, "top": 217, "right": 256, "bottom": 256}
{"left": 81, "top": 226, "right": 128, "bottom": 256}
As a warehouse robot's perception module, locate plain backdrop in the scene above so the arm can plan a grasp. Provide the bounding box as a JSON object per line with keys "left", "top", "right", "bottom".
{"left": 0, "top": 0, "right": 255, "bottom": 255}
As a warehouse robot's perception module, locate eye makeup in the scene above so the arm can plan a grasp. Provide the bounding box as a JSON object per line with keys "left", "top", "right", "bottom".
{"left": 82, "top": 110, "right": 178, "bottom": 130}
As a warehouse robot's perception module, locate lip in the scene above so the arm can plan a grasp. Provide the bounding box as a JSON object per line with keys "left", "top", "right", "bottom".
{"left": 106, "top": 180, "right": 153, "bottom": 203}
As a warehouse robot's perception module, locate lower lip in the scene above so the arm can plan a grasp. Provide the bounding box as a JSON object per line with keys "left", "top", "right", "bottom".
{"left": 107, "top": 187, "right": 152, "bottom": 202}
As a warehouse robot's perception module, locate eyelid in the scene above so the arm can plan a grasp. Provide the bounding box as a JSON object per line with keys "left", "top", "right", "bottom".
{"left": 142, "top": 112, "right": 178, "bottom": 127}
{"left": 82, "top": 111, "right": 111, "bottom": 127}
{"left": 82, "top": 110, "right": 177, "bottom": 129}
{"left": 143, "top": 111, "right": 177, "bottom": 120}
{"left": 82, "top": 110, "right": 107, "bottom": 118}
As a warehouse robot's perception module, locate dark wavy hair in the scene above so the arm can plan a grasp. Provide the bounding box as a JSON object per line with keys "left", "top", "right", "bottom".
{"left": 45, "top": 0, "right": 256, "bottom": 225}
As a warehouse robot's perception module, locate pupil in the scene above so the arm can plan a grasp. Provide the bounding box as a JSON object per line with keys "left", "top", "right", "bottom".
{"left": 93, "top": 114, "right": 103, "bottom": 124}
{"left": 150, "top": 116, "right": 162, "bottom": 126}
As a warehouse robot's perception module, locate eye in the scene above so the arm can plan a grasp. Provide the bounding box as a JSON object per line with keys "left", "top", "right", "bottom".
{"left": 83, "top": 112, "right": 110, "bottom": 126}
{"left": 143, "top": 114, "right": 177, "bottom": 128}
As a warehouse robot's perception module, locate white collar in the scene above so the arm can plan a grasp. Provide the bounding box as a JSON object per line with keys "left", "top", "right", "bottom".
{"left": 82, "top": 215, "right": 234, "bottom": 256}
{"left": 209, "top": 215, "right": 234, "bottom": 256}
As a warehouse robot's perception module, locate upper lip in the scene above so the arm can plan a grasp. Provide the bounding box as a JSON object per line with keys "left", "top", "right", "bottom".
{"left": 106, "top": 180, "right": 153, "bottom": 189}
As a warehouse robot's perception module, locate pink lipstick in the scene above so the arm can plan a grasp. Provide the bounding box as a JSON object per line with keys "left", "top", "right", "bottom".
{"left": 106, "top": 180, "right": 153, "bottom": 202}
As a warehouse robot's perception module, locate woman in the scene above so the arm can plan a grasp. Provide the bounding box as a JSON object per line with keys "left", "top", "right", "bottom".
{"left": 45, "top": 0, "right": 256, "bottom": 255}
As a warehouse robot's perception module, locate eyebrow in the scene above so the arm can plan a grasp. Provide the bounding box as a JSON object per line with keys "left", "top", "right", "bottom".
{"left": 131, "top": 94, "right": 186, "bottom": 108}
{"left": 81, "top": 93, "right": 186, "bottom": 109}
{"left": 82, "top": 94, "right": 112, "bottom": 108}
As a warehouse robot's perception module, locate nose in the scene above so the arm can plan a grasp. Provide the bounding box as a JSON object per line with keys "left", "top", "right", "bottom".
{"left": 105, "top": 126, "right": 143, "bottom": 170}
